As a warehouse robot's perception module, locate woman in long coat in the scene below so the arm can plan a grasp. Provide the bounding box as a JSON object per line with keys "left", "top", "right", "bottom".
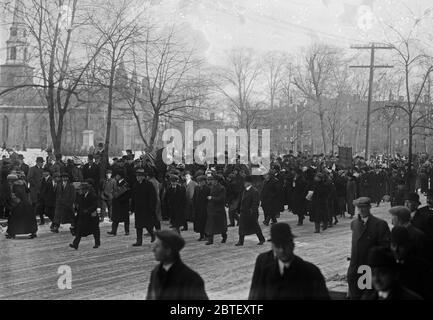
{"left": 204, "top": 175, "right": 227, "bottom": 245}
{"left": 193, "top": 176, "right": 210, "bottom": 241}
{"left": 6, "top": 186, "right": 37, "bottom": 239}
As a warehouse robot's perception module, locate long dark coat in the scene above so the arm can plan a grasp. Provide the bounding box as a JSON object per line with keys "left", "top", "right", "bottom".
{"left": 347, "top": 214, "right": 390, "bottom": 299}
{"left": 82, "top": 163, "right": 100, "bottom": 188}
{"left": 291, "top": 176, "right": 308, "bottom": 217}
{"left": 346, "top": 178, "right": 357, "bottom": 216}
{"left": 185, "top": 180, "right": 197, "bottom": 221}
{"left": 165, "top": 185, "right": 187, "bottom": 228}
{"left": 193, "top": 184, "right": 209, "bottom": 234}
{"left": 249, "top": 251, "right": 330, "bottom": 300}
{"left": 75, "top": 191, "right": 99, "bottom": 237}
{"left": 54, "top": 182, "right": 76, "bottom": 224}
{"left": 238, "top": 186, "right": 262, "bottom": 236}
{"left": 7, "top": 198, "right": 37, "bottom": 235}
{"left": 147, "top": 259, "right": 208, "bottom": 300}
{"left": 112, "top": 179, "right": 131, "bottom": 223}
{"left": 40, "top": 177, "right": 57, "bottom": 208}
{"left": 131, "top": 180, "right": 157, "bottom": 229}
{"left": 27, "top": 165, "right": 44, "bottom": 204}
{"left": 260, "top": 177, "right": 280, "bottom": 215}
{"left": 205, "top": 183, "right": 227, "bottom": 235}
{"left": 309, "top": 181, "right": 329, "bottom": 223}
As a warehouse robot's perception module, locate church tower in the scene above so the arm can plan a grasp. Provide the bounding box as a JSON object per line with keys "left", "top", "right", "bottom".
{"left": 0, "top": 0, "right": 34, "bottom": 89}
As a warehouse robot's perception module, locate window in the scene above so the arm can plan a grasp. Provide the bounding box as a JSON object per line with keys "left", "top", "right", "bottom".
{"left": 10, "top": 47, "right": 17, "bottom": 60}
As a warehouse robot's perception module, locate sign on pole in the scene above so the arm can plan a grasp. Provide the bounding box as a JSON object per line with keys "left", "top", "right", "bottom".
{"left": 338, "top": 147, "right": 353, "bottom": 169}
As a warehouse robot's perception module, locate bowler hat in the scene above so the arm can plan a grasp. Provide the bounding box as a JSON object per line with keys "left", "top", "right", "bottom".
{"left": 155, "top": 230, "right": 185, "bottom": 253}
{"left": 389, "top": 206, "right": 411, "bottom": 222}
{"left": 353, "top": 197, "right": 371, "bottom": 208}
{"left": 270, "top": 223, "right": 295, "bottom": 246}
{"left": 196, "top": 175, "right": 207, "bottom": 183}
{"left": 405, "top": 192, "right": 421, "bottom": 205}
{"left": 36, "top": 157, "right": 44, "bottom": 163}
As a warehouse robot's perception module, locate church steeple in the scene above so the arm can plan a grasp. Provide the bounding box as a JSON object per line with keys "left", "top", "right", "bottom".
{"left": 0, "top": 0, "right": 33, "bottom": 89}
{"left": 7, "top": 0, "right": 28, "bottom": 65}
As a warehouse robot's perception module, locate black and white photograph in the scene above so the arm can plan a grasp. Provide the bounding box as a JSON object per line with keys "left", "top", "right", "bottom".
{"left": 1, "top": 0, "right": 433, "bottom": 310}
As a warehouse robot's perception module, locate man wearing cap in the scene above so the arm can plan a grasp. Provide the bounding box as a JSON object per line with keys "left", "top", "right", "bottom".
{"left": 361, "top": 247, "right": 422, "bottom": 300}
{"left": 51, "top": 172, "right": 76, "bottom": 233}
{"left": 235, "top": 176, "right": 265, "bottom": 246}
{"left": 347, "top": 197, "right": 390, "bottom": 299}
{"left": 249, "top": 223, "right": 329, "bottom": 300}
{"left": 131, "top": 169, "right": 157, "bottom": 246}
{"left": 389, "top": 206, "right": 430, "bottom": 263}
{"left": 28, "top": 157, "right": 45, "bottom": 225}
{"left": 390, "top": 226, "right": 433, "bottom": 299}
{"left": 69, "top": 181, "right": 100, "bottom": 250}
{"left": 147, "top": 230, "right": 208, "bottom": 300}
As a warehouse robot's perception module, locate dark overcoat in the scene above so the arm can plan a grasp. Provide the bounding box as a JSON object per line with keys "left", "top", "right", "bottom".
{"left": 75, "top": 191, "right": 99, "bottom": 237}
{"left": 147, "top": 259, "right": 208, "bottom": 300}
{"left": 248, "top": 251, "right": 330, "bottom": 300}
{"left": 54, "top": 182, "right": 76, "bottom": 224}
{"left": 309, "top": 181, "right": 329, "bottom": 223}
{"left": 112, "top": 179, "right": 131, "bottom": 223}
{"left": 205, "top": 183, "right": 227, "bottom": 235}
{"left": 7, "top": 199, "right": 37, "bottom": 235}
{"left": 193, "top": 184, "right": 209, "bottom": 234}
{"left": 131, "top": 180, "right": 157, "bottom": 229}
{"left": 291, "top": 176, "right": 308, "bottom": 217}
{"left": 260, "top": 177, "right": 280, "bottom": 215}
{"left": 165, "top": 185, "right": 187, "bottom": 228}
{"left": 238, "top": 186, "right": 262, "bottom": 236}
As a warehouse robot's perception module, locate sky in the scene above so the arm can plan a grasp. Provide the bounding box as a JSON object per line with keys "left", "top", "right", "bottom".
{"left": 1, "top": 0, "right": 433, "bottom": 65}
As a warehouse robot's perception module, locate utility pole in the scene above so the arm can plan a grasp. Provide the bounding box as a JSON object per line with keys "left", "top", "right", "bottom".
{"left": 350, "top": 43, "right": 394, "bottom": 160}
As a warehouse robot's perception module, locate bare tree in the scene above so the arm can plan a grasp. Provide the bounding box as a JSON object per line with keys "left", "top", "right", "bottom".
{"left": 262, "top": 51, "right": 287, "bottom": 110}
{"left": 293, "top": 43, "right": 341, "bottom": 154}
{"left": 87, "top": 0, "right": 145, "bottom": 169}
{"left": 122, "top": 25, "right": 206, "bottom": 152}
{"left": 384, "top": 22, "right": 433, "bottom": 187}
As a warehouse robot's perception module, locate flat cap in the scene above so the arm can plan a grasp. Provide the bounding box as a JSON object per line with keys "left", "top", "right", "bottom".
{"left": 270, "top": 223, "right": 296, "bottom": 246}
{"left": 389, "top": 206, "right": 411, "bottom": 222}
{"left": 155, "top": 230, "right": 185, "bottom": 253}
{"left": 353, "top": 197, "right": 371, "bottom": 208}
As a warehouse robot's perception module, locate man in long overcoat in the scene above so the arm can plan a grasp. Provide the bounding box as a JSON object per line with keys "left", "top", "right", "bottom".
{"left": 204, "top": 175, "right": 227, "bottom": 245}
{"left": 183, "top": 171, "right": 197, "bottom": 230}
{"left": 108, "top": 171, "right": 131, "bottom": 236}
{"left": 236, "top": 176, "right": 265, "bottom": 246}
{"left": 347, "top": 197, "right": 390, "bottom": 300}
{"left": 131, "top": 169, "right": 157, "bottom": 246}
{"left": 51, "top": 173, "right": 76, "bottom": 233}
{"left": 165, "top": 175, "right": 187, "bottom": 234}
{"left": 261, "top": 171, "right": 280, "bottom": 226}
{"left": 291, "top": 169, "right": 308, "bottom": 226}
{"left": 193, "top": 175, "right": 209, "bottom": 241}
{"left": 69, "top": 181, "right": 100, "bottom": 250}
{"left": 27, "top": 157, "right": 45, "bottom": 224}
{"left": 309, "top": 173, "right": 330, "bottom": 233}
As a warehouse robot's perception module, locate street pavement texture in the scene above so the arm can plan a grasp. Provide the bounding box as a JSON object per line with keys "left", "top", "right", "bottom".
{"left": 0, "top": 202, "right": 397, "bottom": 300}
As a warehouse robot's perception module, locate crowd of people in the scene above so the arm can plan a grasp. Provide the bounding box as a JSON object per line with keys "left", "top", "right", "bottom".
{"left": 1, "top": 147, "right": 433, "bottom": 300}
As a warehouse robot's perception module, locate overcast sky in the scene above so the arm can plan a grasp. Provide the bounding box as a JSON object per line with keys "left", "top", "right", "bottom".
{"left": 1, "top": 0, "right": 433, "bottom": 65}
